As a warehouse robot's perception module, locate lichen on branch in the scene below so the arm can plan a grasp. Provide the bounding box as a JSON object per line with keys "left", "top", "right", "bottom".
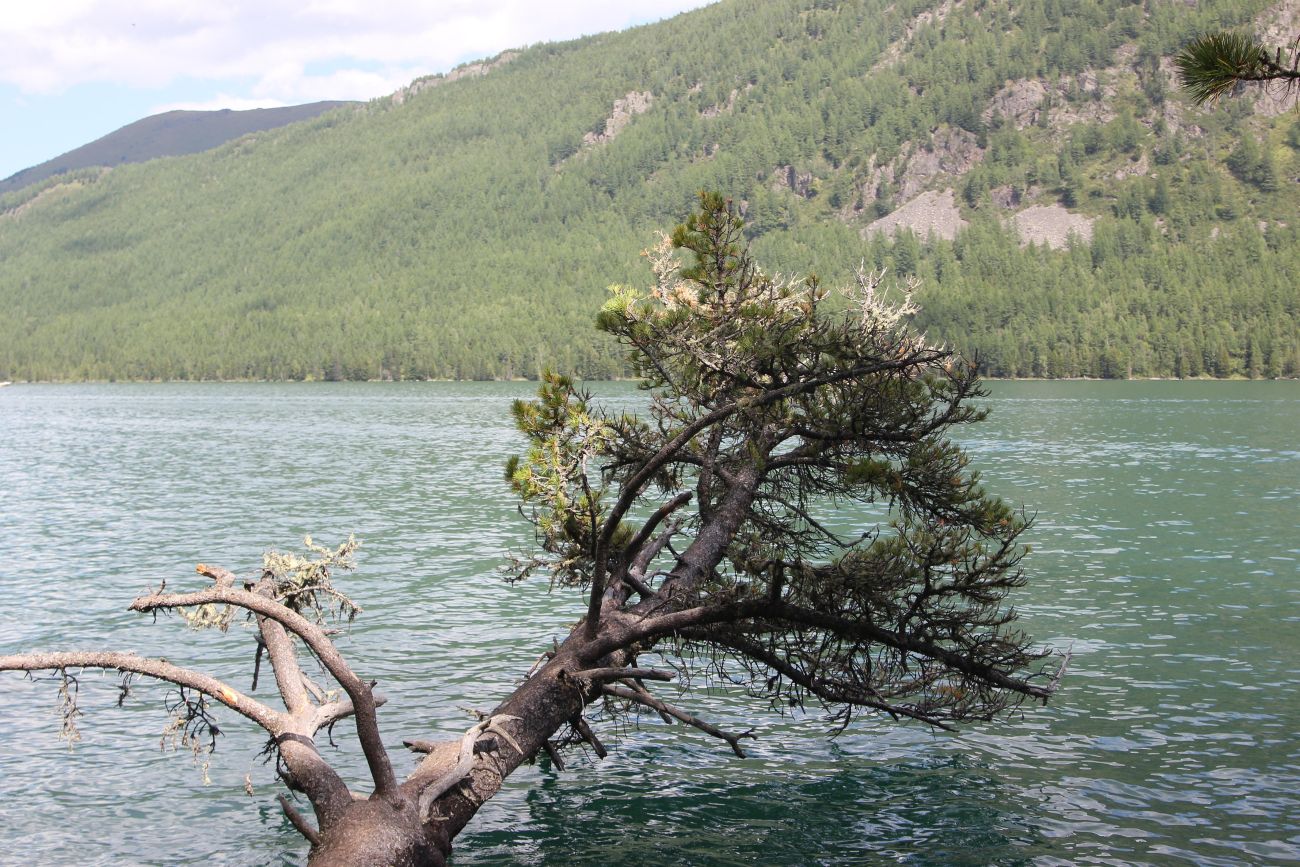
{"left": 262, "top": 534, "right": 361, "bottom": 622}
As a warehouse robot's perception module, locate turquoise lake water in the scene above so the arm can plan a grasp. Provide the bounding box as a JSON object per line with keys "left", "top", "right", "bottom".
{"left": 0, "top": 381, "right": 1296, "bottom": 865}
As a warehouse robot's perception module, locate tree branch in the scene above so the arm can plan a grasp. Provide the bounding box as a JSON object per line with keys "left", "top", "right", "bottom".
{"left": 586, "top": 352, "right": 942, "bottom": 638}
{"left": 694, "top": 631, "right": 957, "bottom": 730}
{"left": 129, "top": 585, "right": 398, "bottom": 799}
{"left": 595, "top": 595, "right": 1049, "bottom": 704}
{"left": 0, "top": 651, "right": 283, "bottom": 733}
{"left": 198, "top": 565, "right": 314, "bottom": 717}
{"left": 310, "top": 692, "right": 388, "bottom": 734}
{"left": 277, "top": 793, "right": 321, "bottom": 846}
{"left": 541, "top": 739, "right": 566, "bottom": 771}
{"left": 767, "top": 602, "right": 1050, "bottom": 700}
{"left": 604, "top": 684, "right": 755, "bottom": 757}
{"left": 570, "top": 666, "right": 675, "bottom": 684}
{"left": 1176, "top": 31, "right": 1300, "bottom": 105}
{"left": 623, "top": 491, "right": 693, "bottom": 572}
{"left": 570, "top": 714, "right": 607, "bottom": 759}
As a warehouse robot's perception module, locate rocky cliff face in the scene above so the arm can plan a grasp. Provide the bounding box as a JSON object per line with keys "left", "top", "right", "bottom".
{"left": 583, "top": 91, "right": 654, "bottom": 145}
{"left": 391, "top": 51, "right": 520, "bottom": 105}
{"left": 831, "top": 0, "right": 1299, "bottom": 246}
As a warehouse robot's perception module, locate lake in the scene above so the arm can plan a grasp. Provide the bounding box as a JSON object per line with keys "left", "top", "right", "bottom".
{"left": 0, "top": 381, "right": 1296, "bottom": 866}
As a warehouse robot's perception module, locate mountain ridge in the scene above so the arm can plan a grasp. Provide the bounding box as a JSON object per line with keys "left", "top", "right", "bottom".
{"left": 0, "top": 101, "right": 358, "bottom": 194}
{"left": 1, "top": 0, "right": 1296, "bottom": 381}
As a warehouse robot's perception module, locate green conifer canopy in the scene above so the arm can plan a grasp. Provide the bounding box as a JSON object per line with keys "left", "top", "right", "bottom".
{"left": 1, "top": 0, "right": 1297, "bottom": 381}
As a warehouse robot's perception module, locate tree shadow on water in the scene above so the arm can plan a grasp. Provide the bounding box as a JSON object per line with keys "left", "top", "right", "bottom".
{"left": 452, "top": 749, "right": 1056, "bottom": 866}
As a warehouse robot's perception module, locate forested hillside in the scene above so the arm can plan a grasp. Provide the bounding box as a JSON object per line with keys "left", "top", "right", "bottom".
{"left": 1, "top": 0, "right": 1297, "bottom": 381}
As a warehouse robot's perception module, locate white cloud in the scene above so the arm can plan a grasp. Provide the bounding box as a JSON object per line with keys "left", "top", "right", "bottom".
{"left": 0, "top": 1, "right": 715, "bottom": 100}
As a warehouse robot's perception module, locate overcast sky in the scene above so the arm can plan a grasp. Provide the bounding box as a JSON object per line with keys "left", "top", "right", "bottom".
{"left": 0, "top": 0, "right": 716, "bottom": 181}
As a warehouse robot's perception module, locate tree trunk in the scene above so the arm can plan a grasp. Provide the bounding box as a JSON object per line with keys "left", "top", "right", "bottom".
{"left": 312, "top": 798, "right": 448, "bottom": 867}
{"left": 425, "top": 464, "right": 762, "bottom": 851}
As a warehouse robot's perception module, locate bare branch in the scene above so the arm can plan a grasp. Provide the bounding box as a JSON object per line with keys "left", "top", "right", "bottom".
{"left": 195, "top": 563, "right": 239, "bottom": 587}
{"left": 604, "top": 683, "right": 755, "bottom": 757}
{"left": 541, "top": 739, "right": 566, "bottom": 771}
{"left": 606, "top": 517, "right": 686, "bottom": 609}
{"left": 1, "top": 651, "right": 282, "bottom": 733}
{"left": 619, "top": 570, "right": 656, "bottom": 600}
{"left": 570, "top": 666, "right": 675, "bottom": 684}
{"left": 628, "top": 678, "right": 675, "bottom": 724}
{"left": 277, "top": 794, "right": 321, "bottom": 846}
{"left": 698, "top": 631, "right": 957, "bottom": 730}
{"left": 311, "top": 691, "right": 388, "bottom": 734}
{"left": 226, "top": 568, "right": 313, "bottom": 717}
{"left": 128, "top": 585, "right": 397, "bottom": 797}
{"left": 624, "top": 491, "right": 693, "bottom": 568}
{"left": 570, "top": 715, "right": 607, "bottom": 759}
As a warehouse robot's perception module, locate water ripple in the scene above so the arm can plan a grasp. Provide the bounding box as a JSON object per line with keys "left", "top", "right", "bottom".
{"left": 0, "top": 381, "right": 1296, "bottom": 866}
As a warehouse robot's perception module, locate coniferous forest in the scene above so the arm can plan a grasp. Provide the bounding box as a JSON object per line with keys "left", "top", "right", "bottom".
{"left": 1, "top": 0, "right": 1297, "bottom": 381}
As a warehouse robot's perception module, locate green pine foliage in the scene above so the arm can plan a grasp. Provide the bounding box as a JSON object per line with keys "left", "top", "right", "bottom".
{"left": 0, "top": 0, "right": 1295, "bottom": 381}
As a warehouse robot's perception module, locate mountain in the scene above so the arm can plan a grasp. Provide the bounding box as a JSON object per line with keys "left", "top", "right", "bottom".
{"left": 1, "top": 0, "right": 1297, "bottom": 382}
{"left": 0, "top": 102, "right": 358, "bottom": 195}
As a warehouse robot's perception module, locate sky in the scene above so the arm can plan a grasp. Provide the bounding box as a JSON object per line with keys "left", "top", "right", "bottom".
{"left": 0, "top": 0, "right": 716, "bottom": 181}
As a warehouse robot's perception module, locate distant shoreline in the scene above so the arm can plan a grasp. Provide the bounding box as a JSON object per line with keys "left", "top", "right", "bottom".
{"left": 1, "top": 376, "right": 1295, "bottom": 386}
